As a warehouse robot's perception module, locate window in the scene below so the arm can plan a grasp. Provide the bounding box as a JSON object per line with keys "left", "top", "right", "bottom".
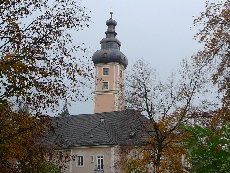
{"left": 59, "top": 152, "right": 63, "bottom": 161}
{"left": 97, "top": 156, "right": 104, "bottom": 170}
{"left": 119, "top": 70, "right": 122, "bottom": 78}
{"left": 103, "top": 68, "right": 109, "bottom": 75}
{"left": 77, "top": 156, "right": 84, "bottom": 166}
{"left": 102, "top": 82, "right": 109, "bottom": 90}
{"left": 49, "top": 153, "right": 53, "bottom": 161}
{"left": 91, "top": 155, "right": 94, "bottom": 163}
{"left": 15, "top": 161, "right": 20, "bottom": 169}
{"left": 120, "top": 84, "right": 123, "bottom": 92}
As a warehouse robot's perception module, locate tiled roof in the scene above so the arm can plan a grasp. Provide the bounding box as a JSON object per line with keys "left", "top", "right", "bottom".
{"left": 51, "top": 109, "right": 151, "bottom": 148}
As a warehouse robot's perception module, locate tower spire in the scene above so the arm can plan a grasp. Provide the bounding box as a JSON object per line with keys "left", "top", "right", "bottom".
{"left": 110, "top": 10, "right": 113, "bottom": 18}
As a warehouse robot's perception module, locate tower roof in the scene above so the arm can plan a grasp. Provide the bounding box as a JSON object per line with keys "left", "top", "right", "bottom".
{"left": 92, "top": 12, "right": 128, "bottom": 68}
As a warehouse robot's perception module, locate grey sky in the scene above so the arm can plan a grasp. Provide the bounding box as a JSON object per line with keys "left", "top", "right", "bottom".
{"left": 69, "top": 0, "right": 206, "bottom": 115}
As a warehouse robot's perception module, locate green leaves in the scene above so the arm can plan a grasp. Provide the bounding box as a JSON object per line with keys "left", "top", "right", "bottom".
{"left": 181, "top": 123, "right": 230, "bottom": 173}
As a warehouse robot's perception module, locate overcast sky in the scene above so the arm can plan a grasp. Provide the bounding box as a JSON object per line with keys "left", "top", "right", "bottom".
{"left": 69, "top": 0, "right": 206, "bottom": 115}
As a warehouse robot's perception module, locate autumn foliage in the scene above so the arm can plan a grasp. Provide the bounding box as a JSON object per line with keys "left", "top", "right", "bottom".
{"left": 124, "top": 0, "right": 229, "bottom": 172}
{"left": 181, "top": 1, "right": 230, "bottom": 172}
{"left": 124, "top": 59, "right": 201, "bottom": 173}
{"left": 0, "top": 102, "right": 56, "bottom": 172}
{"left": 0, "top": 0, "right": 91, "bottom": 172}
{"left": 0, "top": 0, "right": 92, "bottom": 110}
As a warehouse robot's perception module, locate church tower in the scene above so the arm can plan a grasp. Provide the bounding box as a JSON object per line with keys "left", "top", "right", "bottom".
{"left": 92, "top": 12, "right": 128, "bottom": 113}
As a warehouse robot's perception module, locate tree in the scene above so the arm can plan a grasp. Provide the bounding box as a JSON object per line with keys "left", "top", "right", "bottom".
{"left": 0, "top": 0, "right": 92, "bottom": 110}
{"left": 0, "top": 0, "right": 92, "bottom": 172}
{"left": 0, "top": 102, "right": 55, "bottom": 173}
{"left": 193, "top": 0, "right": 229, "bottom": 122}
{"left": 180, "top": 1, "right": 230, "bottom": 172}
{"left": 29, "top": 160, "right": 61, "bottom": 173}
{"left": 124, "top": 59, "right": 214, "bottom": 173}
{"left": 124, "top": 0, "right": 229, "bottom": 172}
{"left": 181, "top": 122, "right": 230, "bottom": 173}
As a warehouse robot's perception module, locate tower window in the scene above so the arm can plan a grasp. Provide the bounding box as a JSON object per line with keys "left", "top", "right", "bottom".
{"left": 103, "top": 68, "right": 109, "bottom": 75}
{"left": 120, "top": 70, "right": 123, "bottom": 78}
{"left": 102, "top": 82, "right": 109, "bottom": 90}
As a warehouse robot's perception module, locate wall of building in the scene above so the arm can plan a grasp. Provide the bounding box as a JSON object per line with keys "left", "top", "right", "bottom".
{"left": 94, "top": 62, "right": 125, "bottom": 113}
{"left": 94, "top": 94, "right": 116, "bottom": 113}
{"left": 59, "top": 146, "right": 118, "bottom": 173}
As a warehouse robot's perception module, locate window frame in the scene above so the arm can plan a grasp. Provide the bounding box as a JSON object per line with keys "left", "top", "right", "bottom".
{"left": 76, "top": 155, "right": 84, "bottom": 167}
{"left": 102, "top": 81, "right": 109, "bottom": 90}
{"left": 102, "top": 67, "right": 109, "bottom": 76}
{"left": 97, "top": 155, "right": 104, "bottom": 170}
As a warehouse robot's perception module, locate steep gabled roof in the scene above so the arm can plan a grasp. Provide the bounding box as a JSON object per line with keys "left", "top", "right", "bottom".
{"left": 51, "top": 109, "right": 150, "bottom": 148}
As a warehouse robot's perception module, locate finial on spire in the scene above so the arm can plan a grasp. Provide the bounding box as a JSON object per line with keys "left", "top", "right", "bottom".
{"left": 110, "top": 10, "right": 113, "bottom": 18}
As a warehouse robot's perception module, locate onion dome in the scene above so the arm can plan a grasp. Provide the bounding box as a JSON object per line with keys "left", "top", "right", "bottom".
{"left": 92, "top": 11, "right": 128, "bottom": 68}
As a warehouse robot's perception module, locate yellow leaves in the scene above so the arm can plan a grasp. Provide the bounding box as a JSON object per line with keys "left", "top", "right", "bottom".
{"left": 1, "top": 54, "right": 26, "bottom": 73}
{"left": 194, "top": 0, "right": 229, "bottom": 93}
{"left": 3, "top": 54, "right": 14, "bottom": 61}
{"left": 142, "top": 150, "right": 151, "bottom": 159}
{"left": 0, "top": 102, "right": 49, "bottom": 162}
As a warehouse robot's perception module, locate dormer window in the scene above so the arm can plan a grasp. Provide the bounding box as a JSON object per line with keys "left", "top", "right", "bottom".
{"left": 129, "top": 131, "right": 136, "bottom": 139}
{"left": 103, "top": 68, "right": 109, "bottom": 75}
